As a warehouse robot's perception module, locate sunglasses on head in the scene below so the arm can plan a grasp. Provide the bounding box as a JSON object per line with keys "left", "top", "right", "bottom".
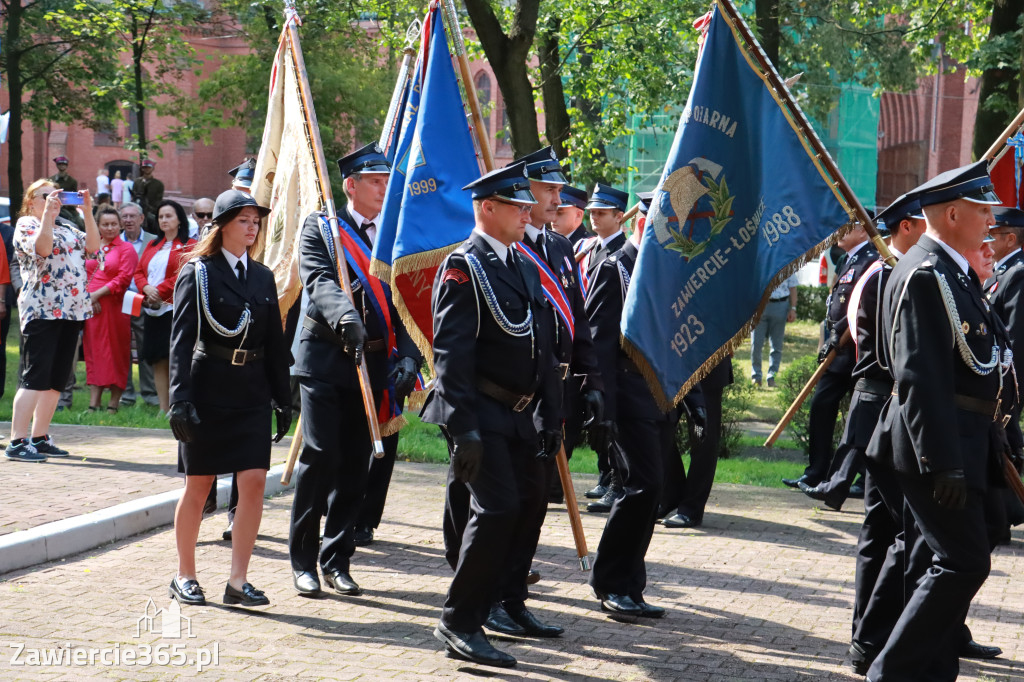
{"left": 195, "top": 212, "right": 213, "bottom": 219}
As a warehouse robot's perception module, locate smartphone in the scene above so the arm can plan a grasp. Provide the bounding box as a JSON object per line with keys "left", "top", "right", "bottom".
{"left": 57, "top": 191, "right": 83, "bottom": 206}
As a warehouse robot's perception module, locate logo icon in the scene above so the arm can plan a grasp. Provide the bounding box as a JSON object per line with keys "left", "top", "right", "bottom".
{"left": 649, "top": 157, "right": 734, "bottom": 259}
{"left": 135, "top": 598, "right": 195, "bottom": 640}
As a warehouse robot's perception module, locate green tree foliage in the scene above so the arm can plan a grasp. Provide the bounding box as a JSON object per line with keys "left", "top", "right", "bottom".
{"left": 201, "top": 0, "right": 400, "bottom": 193}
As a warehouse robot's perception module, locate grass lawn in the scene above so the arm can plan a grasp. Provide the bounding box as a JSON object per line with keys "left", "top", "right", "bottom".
{"left": 0, "top": 311, "right": 816, "bottom": 486}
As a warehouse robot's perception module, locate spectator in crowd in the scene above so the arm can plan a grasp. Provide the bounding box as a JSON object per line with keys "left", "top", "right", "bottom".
{"left": 189, "top": 198, "right": 215, "bottom": 241}
{"left": 9, "top": 180, "right": 99, "bottom": 462}
{"left": 133, "top": 200, "right": 194, "bottom": 414}
{"left": 0, "top": 214, "right": 19, "bottom": 398}
{"left": 167, "top": 190, "right": 290, "bottom": 607}
{"left": 96, "top": 168, "right": 110, "bottom": 198}
{"left": 122, "top": 173, "right": 134, "bottom": 206}
{"left": 84, "top": 207, "right": 139, "bottom": 412}
{"left": 132, "top": 160, "right": 164, "bottom": 232}
{"left": 750, "top": 273, "right": 799, "bottom": 387}
{"left": 110, "top": 172, "right": 124, "bottom": 210}
{"left": 119, "top": 203, "right": 158, "bottom": 407}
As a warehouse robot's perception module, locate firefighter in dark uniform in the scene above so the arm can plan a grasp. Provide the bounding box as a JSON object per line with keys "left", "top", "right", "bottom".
{"left": 288, "top": 143, "right": 421, "bottom": 598}
{"left": 49, "top": 156, "right": 83, "bottom": 227}
{"left": 424, "top": 162, "right": 562, "bottom": 668}
{"left": 585, "top": 221, "right": 702, "bottom": 618}
{"left": 783, "top": 223, "right": 879, "bottom": 488}
{"left": 865, "top": 161, "right": 1015, "bottom": 680}
{"left": 578, "top": 184, "right": 629, "bottom": 508}
{"left": 552, "top": 186, "right": 590, "bottom": 246}
{"left": 483, "top": 147, "right": 603, "bottom": 638}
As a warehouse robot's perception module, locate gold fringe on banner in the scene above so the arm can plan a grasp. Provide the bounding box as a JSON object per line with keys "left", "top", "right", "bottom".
{"left": 381, "top": 414, "right": 408, "bottom": 437}
{"left": 390, "top": 241, "right": 465, "bottom": 362}
{"left": 623, "top": 223, "right": 852, "bottom": 412}
{"left": 370, "top": 259, "right": 393, "bottom": 283}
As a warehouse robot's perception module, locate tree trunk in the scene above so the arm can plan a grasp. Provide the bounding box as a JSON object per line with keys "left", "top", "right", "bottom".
{"left": 539, "top": 19, "right": 570, "bottom": 162}
{"left": 972, "top": 0, "right": 1024, "bottom": 159}
{"left": 132, "top": 13, "right": 148, "bottom": 162}
{"left": 6, "top": 0, "right": 25, "bottom": 204}
{"left": 462, "top": 0, "right": 541, "bottom": 158}
{"left": 754, "top": 0, "right": 780, "bottom": 70}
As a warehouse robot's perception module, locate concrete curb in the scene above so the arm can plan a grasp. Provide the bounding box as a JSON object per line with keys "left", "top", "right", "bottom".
{"left": 0, "top": 464, "right": 294, "bottom": 576}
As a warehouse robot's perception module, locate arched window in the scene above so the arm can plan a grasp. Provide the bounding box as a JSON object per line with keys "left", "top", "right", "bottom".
{"left": 474, "top": 71, "right": 492, "bottom": 108}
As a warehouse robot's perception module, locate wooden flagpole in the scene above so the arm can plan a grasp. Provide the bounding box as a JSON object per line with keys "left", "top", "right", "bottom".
{"left": 983, "top": 106, "right": 1024, "bottom": 162}
{"left": 283, "top": 9, "right": 385, "bottom": 465}
{"left": 379, "top": 22, "right": 422, "bottom": 151}
{"left": 438, "top": 0, "right": 589, "bottom": 569}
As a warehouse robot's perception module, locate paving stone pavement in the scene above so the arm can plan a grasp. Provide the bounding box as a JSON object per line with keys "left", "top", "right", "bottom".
{"left": 0, "top": 424, "right": 290, "bottom": 536}
{"left": 2, "top": 460, "right": 1024, "bottom": 680}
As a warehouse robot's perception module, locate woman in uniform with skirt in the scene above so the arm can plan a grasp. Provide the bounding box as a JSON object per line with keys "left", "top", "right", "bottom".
{"left": 167, "top": 190, "right": 291, "bottom": 607}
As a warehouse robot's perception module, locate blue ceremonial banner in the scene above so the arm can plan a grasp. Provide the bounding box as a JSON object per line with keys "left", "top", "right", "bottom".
{"left": 370, "top": 30, "right": 426, "bottom": 282}
{"left": 622, "top": 0, "right": 854, "bottom": 408}
{"left": 388, "top": 0, "right": 480, "bottom": 354}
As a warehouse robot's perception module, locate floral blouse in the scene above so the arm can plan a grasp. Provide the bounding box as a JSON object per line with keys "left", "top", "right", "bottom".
{"left": 15, "top": 215, "right": 94, "bottom": 331}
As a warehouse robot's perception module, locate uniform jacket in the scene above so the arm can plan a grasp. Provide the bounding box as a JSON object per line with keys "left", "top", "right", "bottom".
{"left": 522, "top": 227, "right": 602, "bottom": 392}
{"left": 586, "top": 231, "right": 626, "bottom": 284}
{"left": 169, "top": 254, "right": 291, "bottom": 410}
{"left": 566, "top": 225, "right": 591, "bottom": 247}
{"left": 133, "top": 236, "right": 194, "bottom": 304}
{"left": 421, "top": 231, "right": 560, "bottom": 440}
{"left": 827, "top": 241, "right": 879, "bottom": 373}
{"left": 131, "top": 176, "right": 165, "bottom": 218}
{"left": 870, "top": 235, "right": 1014, "bottom": 489}
{"left": 291, "top": 211, "right": 421, "bottom": 393}
{"left": 851, "top": 259, "right": 892, "bottom": 386}
{"left": 586, "top": 240, "right": 702, "bottom": 423}
{"left": 985, "top": 249, "right": 1024, "bottom": 447}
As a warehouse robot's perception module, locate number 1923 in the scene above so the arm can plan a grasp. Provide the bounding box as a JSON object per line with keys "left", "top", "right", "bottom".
{"left": 671, "top": 314, "right": 705, "bottom": 356}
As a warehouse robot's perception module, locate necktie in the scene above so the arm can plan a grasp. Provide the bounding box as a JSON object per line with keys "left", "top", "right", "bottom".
{"left": 535, "top": 231, "right": 545, "bottom": 258}
{"left": 505, "top": 250, "right": 516, "bottom": 270}
{"left": 235, "top": 261, "right": 246, "bottom": 286}
{"left": 358, "top": 222, "right": 374, "bottom": 248}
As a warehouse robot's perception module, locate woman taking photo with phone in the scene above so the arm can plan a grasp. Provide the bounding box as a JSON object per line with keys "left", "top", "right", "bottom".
{"left": 9, "top": 180, "right": 99, "bottom": 462}
{"left": 133, "top": 199, "right": 194, "bottom": 414}
{"left": 167, "top": 190, "right": 291, "bottom": 607}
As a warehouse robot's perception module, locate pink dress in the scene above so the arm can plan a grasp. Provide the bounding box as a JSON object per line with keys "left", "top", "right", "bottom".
{"left": 83, "top": 237, "right": 139, "bottom": 389}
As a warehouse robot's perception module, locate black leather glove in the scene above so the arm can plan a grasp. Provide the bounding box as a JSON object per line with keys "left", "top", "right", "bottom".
{"left": 538, "top": 429, "right": 562, "bottom": 461}
{"left": 336, "top": 309, "right": 366, "bottom": 365}
{"left": 933, "top": 469, "right": 967, "bottom": 510}
{"left": 389, "top": 356, "right": 420, "bottom": 402}
{"left": 690, "top": 406, "right": 708, "bottom": 444}
{"left": 582, "top": 390, "right": 604, "bottom": 427}
{"left": 818, "top": 327, "right": 839, "bottom": 364}
{"left": 452, "top": 430, "right": 484, "bottom": 484}
{"left": 168, "top": 401, "right": 201, "bottom": 443}
{"left": 590, "top": 419, "right": 618, "bottom": 454}
{"left": 273, "top": 404, "right": 292, "bottom": 443}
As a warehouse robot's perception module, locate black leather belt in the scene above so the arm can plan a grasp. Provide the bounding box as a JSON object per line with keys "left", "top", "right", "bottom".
{"left": 769, "top": 296, "right": 789, "bottom": 302}
{"left": 855, "top": 377, "right": 893, "bottom": 396}
{"left": 478, "top": 376, "right": 533, "bottom": 412}
{"left": 302, "top": 316, "right": 386, "bottom": 353}
{"left": 954, "top": 394, "right": 998, "bottom": 419}
{"left": 196, "top": 340, "right": 264, "bottom": 366}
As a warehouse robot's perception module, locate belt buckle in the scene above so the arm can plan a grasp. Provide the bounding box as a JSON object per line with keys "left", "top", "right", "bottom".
{"left": 231, "top": 348, "right": 247, "bottom": 366}
{"left": 513, "top": 394, "right": 532, "bottom": 412}
{"left": 558, "top": 363, "right": 570, "bottom": 380}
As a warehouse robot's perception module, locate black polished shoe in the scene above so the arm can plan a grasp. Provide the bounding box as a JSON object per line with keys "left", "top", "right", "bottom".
{"left": 526, "top": 570, "right": 541, "bottom": 585}
{"left": 323, "top": 569, "right": 362, "bottom": 596}
{"left": 584, "top": 483, "right": 608, "bottom": 499}
{"left": 504, "top": 603, "right": 563, "bottom": 637}
{"left": 960, "top": 640, "right": 1002, "bottom": 660}
{"left": 224, "top": 582, "right": 269, "bottom": 607}
{"left": 663, "top": 513, "right": 700, "bottom": 528}
{"left": 587, "top": 488, "right": 623, "bottom": 513}
{"left": 782, "top": 475, "right": 818, "bottom": 489}
{"left": 293, "top": 570, "right": 321, "bottom": 597}
{"left": 484, "top": 603, "right": 527, "bottom": 636}
{"left": 434, "top": 621, "right": 516, "bottom": 668}
{"left": 168, "top": 577, "right": 206, "bottom": 606}
{"left": 222, "top": 521, "right": 233, "bottom": 541}
{"left": 352, "top": 526, "right": 374, "bottom": 547}
{"left": 849, "top": 641, "right": 879, "bottom": 675}
{"left": 634, "top": 597, "right": 666, "bottom": 619}
{"left": 798, "top": 481, "right": 844, "bottom": 511}
{"left": 597, "top": 592, "right": 642, "bottom": 616}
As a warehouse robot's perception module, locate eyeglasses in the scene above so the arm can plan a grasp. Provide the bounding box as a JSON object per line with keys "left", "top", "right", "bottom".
{"left": 489, "top": 199, "right": 533, "bottom": 214}
{"left": 194, "top": 212, "right": 212, "bottom": 219}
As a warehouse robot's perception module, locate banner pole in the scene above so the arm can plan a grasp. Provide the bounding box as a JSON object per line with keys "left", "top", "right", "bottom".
{"left": 284, "top": 15, "right": 386, "bottom": 461}
{"left": 378, "top": 22, "right": 421, "bottom": 151}
{"left": 983, "top": 106, "right": 1024, "bottom": 162}
{"left": 438, "top": 0, "right": 494, "bottom": 172}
